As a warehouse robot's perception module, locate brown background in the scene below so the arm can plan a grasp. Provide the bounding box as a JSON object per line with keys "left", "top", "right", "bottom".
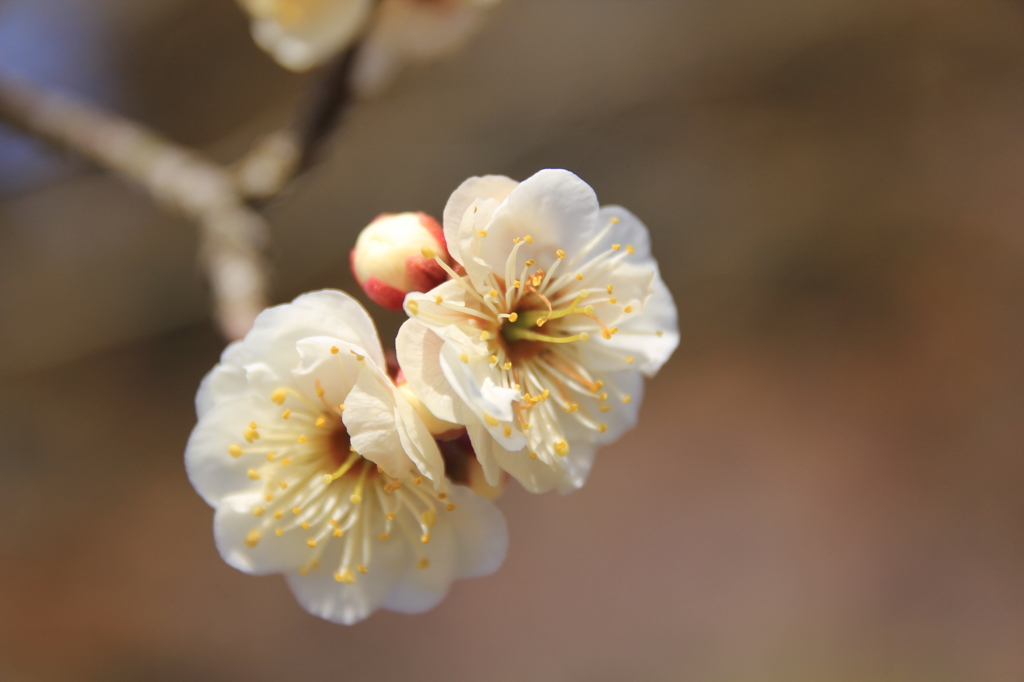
{"left": 1, "top": 0, "right": 1024, "bottom": 680}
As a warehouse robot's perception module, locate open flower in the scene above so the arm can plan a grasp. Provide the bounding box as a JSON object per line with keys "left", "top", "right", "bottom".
{"left": 238, "top": 0, "right": 374, "bottom": 72}
{"left": 238, "top": 0, "right": 499, "bottom": 80}
{"left": 397, "top": 170, "right": 679, "bottom": 493}
{"left": 186, "top": 290, "right": 507, "bottom": 624}
{"left": 353, "top": 0, "right": 501, "bottom": 95}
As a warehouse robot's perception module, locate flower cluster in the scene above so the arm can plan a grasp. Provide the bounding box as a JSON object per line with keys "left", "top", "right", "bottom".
{"left": 186, "top": 169, "right": 678, "bottom": 623}
{"left": 238, "top": 0, "right": 500, "bottom": 93}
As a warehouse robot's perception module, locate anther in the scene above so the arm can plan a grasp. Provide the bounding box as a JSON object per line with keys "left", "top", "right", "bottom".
{"left": 301, "top": 522, "right": 311, "bottom": 530}
{"left": 282, "top": 409, "right": 291, "bottom": 419}
{"left": 271, "top": 389, "right": 287, "bottom": 405}
{"left": 335, "top": 570, "right": 356, "bottom": 584}
{"left": 477, "top": 230, "right": 488, "bottom": 237}
{"left": 417, "top": 558, "right": 430, "bottom": 570}
{"left": 509, "top": 312, "right": 519, "bottom": 322}
{"left": 253, "top": 507, "right": 265, "bottom": 517}
{"left": 414, "top": 477, "right": 423, "bottom": 485}
{"left": 228, "top": 444, "right": 243, "bottom": 458}
{"left": 297, "top": 436, "right": 307, "bottom": 444}
{"left": 379, "top": 533, "right": 390, "bottom": 541}
{"left": 316, "top": 417, "right": 327, "bottom": 428}
{"left": 408, "top": 300, "right": 420, "bottom": 315}
{"left": 274, "top": 510, "right": 283, "bottom": 519}
{"left": 480, "top": 331, "right": 491, "bottom": 340}
{"left": 627, "top": 245, "right": 635, "bottom": 254}
{"left": 626, "top": 356, "right": 635, "bottom": 364}
{"left": 612, "top": 244, "right": 621, "bottom": 251}
{"left": 624, "top": 306, "right": 634, "bottom": 313}
{"left": 623, "top": 395, "right": 633, "bottom": 404}
{"left": 599, "top": 424, "right": 609, "bottom": 433}
{"left": 504, "top": 427, "right": 512, "bottom": 437}
{"left": 358, "top": 566, "right": 368, "bottom": 574}
{"left": 525, "top": 259, "right": 535, "bottom": 267}
{"left": 528, "top": 452, "right": 538, "bottom": 460}
{"left": 275, "top": 528, "right": 284, "bottom": 536}
{"left": 333, "top": 528, "right": 344, "bottom": 538}
{"left": 576, "top": 273, "right": 584, "bottom": 280}
{"left": 524, "top": 235, "right": 533, "bottom": 243}
{"left": 555, "top": 440, "right": 570, "bottom": 456}
{"left": 504, "top": 362, "right": 512, "bottom": 370}
{"left": 490, "top": 355, "right": 498, "bottom": 366}
{"left": 446, "top": 503, "right": 457, "bottom": 512}
{"left": 306, "top": 539, "right": 317, "bottom": 548}
{"left": 247, "top": 469, "right": 260, "bottom": 480}
{"left": 330, "top": 346, "right": 339, "bottom": 354}
{"left": 245, "top": 531, "right": 260, "bottom": 548}
{"left": 460, "top": 353, "right": 469, "bottom": 363}
{"left": 484, "top": 414, "right": 499, "bottom": 427}
{"left": 556, "top": 249, "right": 566, "bottom": 259}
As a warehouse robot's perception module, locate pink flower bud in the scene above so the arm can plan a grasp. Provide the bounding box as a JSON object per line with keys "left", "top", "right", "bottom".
{"left": 350, "top": 212, "right": 451, "bottom": 310}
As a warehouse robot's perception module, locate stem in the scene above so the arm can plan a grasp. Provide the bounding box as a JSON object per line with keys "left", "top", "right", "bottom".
{"left": 233, "top": 40, "right": 363, "bottom": 201}
{"left": 0, "top": 71, "right": 270, "bottom": 340}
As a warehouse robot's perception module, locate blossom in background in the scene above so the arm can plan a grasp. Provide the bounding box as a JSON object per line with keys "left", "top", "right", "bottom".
{"left": 237, "top": 0, "right": 500, "bottom": 84}
{"left": 398, "top": 170, "right": 679, "bottom": 493}
{"left": 353, "top": 0, "right": 502, "bottom": 95}
{"left": 238, "top": 0, "right": 374, "bottom": 72}
{"left": 186, "top": 290, "right": 507, "bottom": 624}
{"left": 351, "top": 212, "right": 451, "bottom": 310}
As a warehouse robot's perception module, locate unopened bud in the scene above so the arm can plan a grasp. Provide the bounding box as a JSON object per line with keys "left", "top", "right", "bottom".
{"left": 351, "top": 212, "right": 451, "bottom": 310}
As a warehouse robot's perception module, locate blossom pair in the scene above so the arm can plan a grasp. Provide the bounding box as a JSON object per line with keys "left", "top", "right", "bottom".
{"left": 186, "top": 169, "right": 678, "bottom": 623}
{"left": 239, "top": 0, "right": 500, "bottom": 92}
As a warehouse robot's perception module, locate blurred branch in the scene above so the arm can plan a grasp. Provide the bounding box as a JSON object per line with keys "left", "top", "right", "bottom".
{"left": 234, "top": 45, "right": 361, "bottom": 201}
{"left": 0, "top": 71, "right": 269, "bottom": 340}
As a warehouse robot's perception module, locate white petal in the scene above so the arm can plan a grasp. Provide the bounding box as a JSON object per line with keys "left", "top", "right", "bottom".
{"left": 439, "top": 343, "right": 527, "bottom": 451}
{"left": 185, "top": 393, "right": 276, "bottom": 507}
{"left": 284, "top": 533, "right": 410, "bottom": 625}
{"left": 442, "top": 175, "right": 518, "bottom": 265}
{"left": 396, "top": 320, "right": 462, "bottom": 424}
{"left": 342, "top": 366, "right": 413, "bottom": 480}
{"left": 593, "top": 370, "right": 644, "bottom": 445}
{"left": 480, "top": 169, "right": 600, "bottom": 273}
{"left": 592, "top": 277, "right": 679, "bottom": 377}
{"left": 445, "top": 486, "right": 508, "bottom": 578}
{"left": 241, "top": 290, "right": 385, "bottom": 381}
{"left": 292, "top": 336, "right": 364, "bottom": 407}
{"left": 195, "top": 341, "right": 247, "bottom": 419}
{"left": 213, "top": 491, "right": 310, "bottom": 575}
{"left": 380, "top": 515, "right": 457, "bottom": 614}
{"left": 595, "top": 206, "right": 653, "bottom": 261}
{"left": 247, "top": 0, "right": 373, "bottom": 72}
{"left": 467, "top": 421, "right": 563, "bottom": 493}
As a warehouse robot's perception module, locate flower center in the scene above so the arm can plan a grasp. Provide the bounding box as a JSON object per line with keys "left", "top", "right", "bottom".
{"left": 227, "top": 372, "right": 455, "bottom": 585}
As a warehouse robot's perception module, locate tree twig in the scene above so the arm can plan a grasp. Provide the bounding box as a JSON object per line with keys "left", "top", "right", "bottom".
{"left": 0, "top": 71, "right": 270, "bottom": 340}
{"left": 233, "top": 44, "right": 361, "bottom": 201}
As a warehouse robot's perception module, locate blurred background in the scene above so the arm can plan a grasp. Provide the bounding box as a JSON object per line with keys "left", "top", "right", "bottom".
{"left": 2, "top": 0, "right": 1024, "bottom": 680}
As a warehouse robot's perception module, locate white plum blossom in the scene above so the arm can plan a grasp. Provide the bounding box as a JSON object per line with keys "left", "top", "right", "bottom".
{"left": 237, "top": 0, "right": 500, "bottom": 81}
{"left": 186, "top": 290, "right": 507, "bottom": 624}
{"left": 354, "top": 0, "right": 502, "bottom": 95}
{"left": 238, "top": 0, "right": 374, "bottom": 72}
{"left": 398, "top": 170, "right": 679, "bottom": 494}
